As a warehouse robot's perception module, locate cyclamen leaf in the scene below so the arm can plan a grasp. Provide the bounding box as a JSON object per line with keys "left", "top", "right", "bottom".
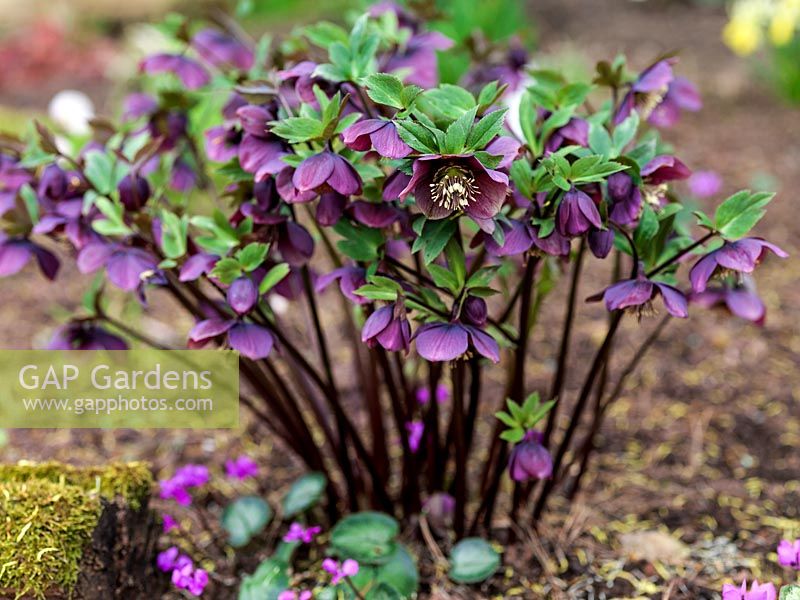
{"left": 364, "top": 73, "right": 406, "bottom": 109}
{"left": 448, "top": 538, "right": 501, "bottom": 584}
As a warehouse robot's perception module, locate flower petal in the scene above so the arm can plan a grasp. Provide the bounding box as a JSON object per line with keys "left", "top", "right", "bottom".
{"left": 414, "top": 323, "right": 469, "bottom": 362}
{"left": 189, "top": 319, "right": 233, "bottom": 342}
{"left": 465, "top": 326, "right": 500, "bottom": 363}
{"left": 655, "top": 283, "right": 688, "bottom": 318}
{"left": 293, "top": 152, "right": 335, "bottom": 192}
{"left": 327, "top": 155, "right": 362, "bottom": 196}
{"left": 228, "top": 323, "right": 274, "bottom": 359}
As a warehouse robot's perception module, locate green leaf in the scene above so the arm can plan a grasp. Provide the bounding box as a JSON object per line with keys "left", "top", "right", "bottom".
{"left": 426, "top": 263, "right": 460, "bottom": 294}
{"left": 395, "top": 120, "right": 438, "bottom": 154}
{"left": 364, "top": 583, "right": 403, "bottom": 600}
{"left": 588, "top": 122, "right": 613, "bottom": 158}
{"left": 303, "top": 21, "right": 349, "bottom": 48}
{"left": 334, "top": 220, "right": 385, "bottom": 262}
{"left": 330, "top": 512, "right": 399, "bottom": 565}
{"left": 443, "top": 106, "right": 477, "bottom": 154}
{"left": 222, "top": 496, "right": 272, "bottom": 548}
{"left": 238, "top": 559, "right": 289, "bottom": 600}
{"left": 210, "top": 257, "right": 243, "bottom": 285}
{"left": 364, "top": 73, "right": 405, "bottom": 109}
{"left": 714, "top": 190, "right": 774, "bottom": 240}
{"left": 237, "top": 243, "right": 270, "bottom": 272}
{"left": 500, "top": 428, "right": 524, "bottom": 443}
{"left": 282, "top": 472, "right": 327, "bottom": 517}
{"left": 634, "top": 205, "right": 659, "bottom": 246}
{"left": 448, "top": 538, "right": 501, "bottom": 584}
{"left": 160, "top": 210, "right": 188, "bottom": 259}
{"left": 373, "top": 545, "right": 419, "bottom": 597}
{"left": 466, "top": 108, "right": 507, "bottom": 151}
{"left": 92, "top": 197, "right": 133, "bottom": 237}
{"left": 780, "top": 584, "right": 800, "bottom": 600}
{"left": 259, "top": 263, "right": 291, "bottom": 295}
{"left": 612, "top": 112, "right": 639, "bottom": 156}
{"left": 84, "top": 150, "right": 128, "bottom": 196}
{"left": 418, "top": 85, "right": 476, "bottom": 122}
{"left": 270, "top": 117, "right": 324, "bottom": 143}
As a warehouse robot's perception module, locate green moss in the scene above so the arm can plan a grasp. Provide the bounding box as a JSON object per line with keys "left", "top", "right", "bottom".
{"left": 0, "top": 462, "right": 153, "bottom": 599}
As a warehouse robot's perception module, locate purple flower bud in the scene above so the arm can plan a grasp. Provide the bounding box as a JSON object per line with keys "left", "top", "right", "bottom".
{"left": 283, "top": 522, "right": 322, "bottom": 544}
{"left": 557, "top": 188, "right": 602, "bottom": 237}
{"left": 48, "top": 321, "right": 127, "bottom": 350}
{"left": 157, "top": 546, "right": 179, "bottom": 572}
{"left": 462, "top": 296, "right": 488, "bottom": 327}
{"left": 588, "top": 228, "right": 614, "bottom": 259}
{"left": 236, "top": 105, "right": 273, "bottom": 138}
{"left": 293, "top": 151, "right": 362, "bottom": 196}
{"left": 362, "top": 303, "right": 411, "bottom": 352}
{"left": 227, "top": 277, "right": 258, "bottom": 315}
{"left": 508, "top": 430, "right": 552, "bottom": 482}
{"left": 422, "top": 492, "right": 455, "bottom": 531}
{"left": 118, "top": 173, "right": 151, "bottom": 211}
{"left": 406, "top": 420, "right": 424, "bottom": 452}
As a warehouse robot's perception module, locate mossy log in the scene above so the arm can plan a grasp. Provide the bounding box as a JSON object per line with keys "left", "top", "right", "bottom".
{"left": 0, "top": 461, "right": 163, "bottom": 599}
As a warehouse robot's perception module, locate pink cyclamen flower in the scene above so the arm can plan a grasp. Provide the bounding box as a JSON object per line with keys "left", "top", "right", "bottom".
{"left": 159, "top": 464, "right": 210, "bottom": 506}
{"left": 688, "top": 170, "right": 722, "bottom": 198}
{"left": 416, "top": 383, "right": 450, "bottom": 405}
{"left": 278, "top": 591, "right": 312, "bottom": 600}
{"left": 778, "top": 539, "right": 800, "bottom": 569}
{"left": 157, "top": 546, "right": 179, "bottom": 572}
{"left": 322, "top": 558, "right": 359, "bottom": 585}
{"left": 722, "top": 579, "right": 776, "bottom": 600}
{"left": 225, "top": 455, "right": 259, "bottom": 480}
{"left": 406, "top": 421, "right": 424, "bottom": 453}
{"left": 162, "top": 514, "right": 178, "bottom": 533}
{"left": 283, "top": 522, "right": 322, "bottom": 544}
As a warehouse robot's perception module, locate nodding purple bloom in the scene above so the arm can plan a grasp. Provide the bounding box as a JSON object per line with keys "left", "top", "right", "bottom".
{"left": 118, "top": 173, "right": 150, "bottom": 211}
{"left": 192, "top": 29, "right": 254, "bottom": 71}
{"left": 189, "top": 318, "right": 275, "bottom": 360}
{"left": 480, "top": 219, "right": 534, "bottom": 257}
{"left": 485, "top": 136, "right": 523, "bottom": 170}
{"left": 400, "top": 155, "right": 509, "bottom": 220}
{"left": 422, "top": 492, "right": 456, "bottom": 529}
{"left": 180, "top": 253, "right": 219, "bottom": 282}
{"left": 545, "top": 117, "right": 589, "bottom": 154}
{"left": 607, "top": 172, "right": 642, "bottom": 226}
{"left": 171, "top": 159, "right": 197, "bottom": 192}
{"left": 322, "top": 558, "right": 359, "bottom": 586}
{"left": 276, "top": 167, "right": 317, "bottom": 204}
{"left": 722, "top": 580, "right": 776, "bottom": 600}
{"left": 348, "top": 201, "right": 401, "bottom": 229}
{"left": 641, "top": 155, "right": 691, "bottom": 186}
{"left": 236, "top": 105, "right": 288, "bottom": 182}
{"left": 416, "top": 383, "right": 449, "bottom": 405}
{"left": 163, "top": 514, "right": 178, "bottom": 533}
{"left": 778, "top": 539, "right": 800, "bottom": 569}
{"left": 508, "top": 430, "right": 553, "bottom": 482}
{"left": 383, "top": 170, "right": 412, "bottom": 202}
{"left": 48, "top": 321, "right": 128, "bottom": 350}
{"left": 690, "top": 281, "right": 766, "bottom": 325}
{"left": 599, "top": 270, "right": 688, "bottom": 319}
{"left": 204, "top": 125, "right": 242, "bottom": 163}
{"left": 413, "top": 321, "right": 499, "bottom": 363}
{"left": 588, "top": 228, "right": 614, "bottom": 259}
{"left": 342, "top": 118, "right": 412, "bottom": 159}
{"left": 277, "top": 222, "right": 314, "bottom": 266}
{"left": 122, "top": 92, "right": 158, "bottom": 121}
{"left": 461, "top": 37, "right": 529, "bottom": 93}
{"left": 0, "top": 235, "right": 59, "bottom": 280}
{"left": 140, "top": 54, "right": 210, "bottom": 89}
{"left": 157, "top": 546, "right": 180, "bottom": 572}
{"left": 688, "top": 170, "right": 723, "bottom": 198}
{"left": 316, "top": 192, "right": 347, "bottom": 226}
{"left": 406, "top": 420, "right": 424, "bottom": 453}
{"left": 283, "top": 522, "right": 321, "bottom": 544}
{"left": 77, "top": 244, "right": 158, "bottom": 292}
{"left": 614, "top": 57, "right": 677, "bottom": 125}
{"left": 293, "top": 151, "right": 362, "bottom": 196}
{"left": 316, "top": 265, "right": 368, "bottom": 305}
{"left": 362, "top": 303, "right": 411, "bottom": 352}
{"left": 462, "top": 296, "right": 488, "bottom": 327}
{"left": 227, "top": 277, "right": 258, "bottom": 315}
{"left": 531, "top": 225, "right": 572, "bottom": 257}
{"left": 648, "top": 76, "right": 702, "bottom": 128}
{"left": 159, "top": 464, "right": 209, "bottom": 506}
{"left": 689, "top": 238, "right": 787, "bottom": 293}
{"left": 224, "top": 455, "right": 259, "bottom": 480}
{"left": 385, "top": 31, "right": 453, "bottom": 89}
{"left": 557, "top": 188, "right": 602, "bottom": 237}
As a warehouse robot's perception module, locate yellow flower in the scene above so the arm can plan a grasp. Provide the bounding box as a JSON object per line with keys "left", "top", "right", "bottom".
{"left": 724, "top": 18, "right": 764, "bottom": 55}
{"left": 769, "top": 1, "right": 799, "bottom": 45}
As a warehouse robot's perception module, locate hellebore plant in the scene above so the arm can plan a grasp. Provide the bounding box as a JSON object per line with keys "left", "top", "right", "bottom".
{"left": 0, "top": 2, "right": 787, "bottom": 597}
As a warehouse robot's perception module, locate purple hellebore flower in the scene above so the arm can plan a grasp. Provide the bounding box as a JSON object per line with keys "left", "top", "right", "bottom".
{"left": 688, "top": 170, "right": 723, "bottom": 198}
{"left": 607, "top": 155, "right": 690, "bottom": 224}
{"left": 385, "top": 31, "right": 453, "bottom": 88}
{"left": 277, "top": 222, "right": 314, "bottom": 266}
{"left": 293, "top": 151, "right": 362, "bottom": 196}
{"left": 480, "top": 219, "right": 533, "bottom": 257}
{"left": 348, "top": 200, "right": 401, "bottom": 228}
{"left": 600, "top": 271, "right": 688, "bottom": 318}
{"left": 192, "top": 29, "right": 254, "bottom": 71}
{"left": 163, "top": 514, "right": 178, "bottom": 533}
{"left": 531, "top": 225, "right": 572, "bottom": 257}
{"left": 157, "top": 546, "right": 180, "bottom": 572}
{"left": 235, "top": 105, "right": 288, "bottom": 182}
{"left": 557, "top": 188, "right": 602, "bottom": 237}
{"left": 545, "top": 117, "right": 589, "bottom": 154}
{"left": 189, "top": 318, "right": 275, "bottom": 360}
{"left": 171, "top": 159, "right": 197, "bottom": 192}
{"left": 180, "top": 253, "right": 219, "bottom": 282}
{"left": 283, "top": 522, "right": 322, "bottom": 544}
{"left": 508, "top": 430, "right": 553, "bottom": 482}
{"left": 462, "top": 296, "right": 488, "bottom": 327}
{"left": 48, "top": 322, "right": 128, "bottom": 350}
{"left": 383, "top": 170, "right": 412, "bottom": 202}
{"left": 276, "top": 167, "right": 317, "bottom": 204}
{"left": 316, "top": 192, "right": 347, "bottom": 226}
{"left": 140, "top": 54, "right": 210, "bottom": 90}
{"left": 406, "top": 420, "right": 424, "bottom": 453}
{"left": 204, "top": 125, "right": 242, "bottom": 163}
{"left": 722, "top": 580, "right": 776, "bottom": 600}
{"left": 362, "top": 303, "right": 411, "bottom": 352}
{"left": 690, "top": 238, "right": 787, "bottom": 293}
{"left": 122, "top": 92, "right": 158, "bottom": 121}
{"left": 607, "top": 172, "right": 642, "bottom": 226}
{"left": 322, "top": 558, "right": 359, "bottom": 585}
{"left": 0, "top": 235, "right": 59, "bottom": 280}
{"left": 342, "top": 118, "right": 412, "bottom": 159}
{"left": 614, "top": 57, "right": 677, "bottom": 125}
{"left": 641, "top": 155, "right": 691, "bottom": 185}
{"left": 461, "top": 37, "right": 529, "bottom": 93}
{"left": 227, "top": 276, "right": 258, "bottom": 315}
{"left": 778, "top": 539, "right": 800, "bottom": 569}
{"left": 77, "top": 243, "right": 158, "bottom": 292}
{"left": 485, "top": 135, "right": 523, "bottom": 169}
{"left": 414, "top": 321, "right": 499, "bottom": 363}
{"left": 588, "top": 228, "right": 614, "bottom": 259}
{"left": 118, "top": 173, "right": 150, "bottom": 211}
{"left": 225, "top": 455, "right": 259, "bottom": 480}
{"left": 422, "top": 492, "right": 456, "bottom": 530}
{"left": 316, "top": 265, "right": 368, "bottom": 304}
{"left": 399, "top": 155, "right": 509, "bottom": 220}
{"left": 690, "top": 282, "right": 766, "bottom": 325}
{"left": 648, "top": 76, "right": 702, "bottom": 128}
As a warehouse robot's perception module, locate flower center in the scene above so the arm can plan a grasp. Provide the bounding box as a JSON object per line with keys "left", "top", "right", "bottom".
{"left": 430, "top": 165, "right": 478, "bottom": 211}
{"left": 639, "top": 86, "right": 668, "bottom": 121}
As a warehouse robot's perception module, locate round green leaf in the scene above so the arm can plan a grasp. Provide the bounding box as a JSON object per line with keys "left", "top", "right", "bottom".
{"left": 238, "top": 559, "right": 288, "bottom": 600}
{"left": 281, "top": 472, "right": 327, "bottom": 517}
{"left": 222, "top": 496, "right": 272, "bottom": 548}
{"left": 448, "top": 538, "right": 500, "bottom": 584}
{"left": 330, "top": 511, "right": 399, "bottom": 565}
{"left": 374, "top": 545, "right": 418, "bottom": 597}
{"left": 364, "top": 583, "right": 403, "bottom": 600}
{"left": 781, "top": 585, "right": 800, "bottom": 600}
